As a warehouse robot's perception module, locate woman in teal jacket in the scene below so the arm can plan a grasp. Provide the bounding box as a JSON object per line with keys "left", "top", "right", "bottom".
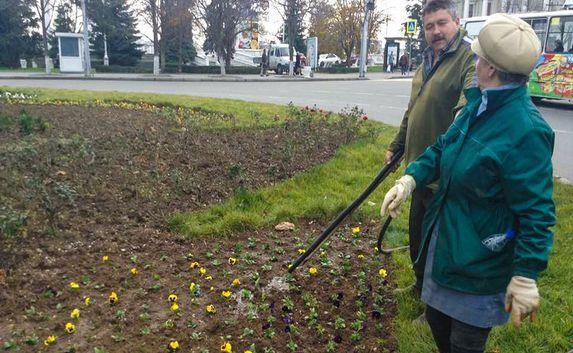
{"left": 381, "top": 14, "right": 556, "bottom": 353}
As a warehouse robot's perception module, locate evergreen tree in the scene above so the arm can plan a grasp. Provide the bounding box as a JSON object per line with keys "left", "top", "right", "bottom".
{"left": 88, "top": 0, "right": 143, "bottom": 66}
{"left": 49, "top": 2, "right": 76, "bottom": 60}
{"left": 0, "top": 0, "right": 41, "bottom": 67}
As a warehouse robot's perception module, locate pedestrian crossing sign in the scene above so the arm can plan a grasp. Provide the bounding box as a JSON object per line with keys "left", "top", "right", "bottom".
{"left": 406, "top": 19, "right": 417, "bottom": 34}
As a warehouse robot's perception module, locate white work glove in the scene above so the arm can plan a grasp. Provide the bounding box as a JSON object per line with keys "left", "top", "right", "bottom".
{"left": 505, "top": 276, "right": 540, "bottom": 328}
{"left": 380, "top": 175, "right": 416, "bottom": 218}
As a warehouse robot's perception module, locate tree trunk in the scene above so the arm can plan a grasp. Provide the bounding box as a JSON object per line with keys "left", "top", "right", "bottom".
{"left": 40, "top": 0, "right": 52, "bottom": 74}
{"left": 150, "top": 0, "right": 160, "bottom": 74}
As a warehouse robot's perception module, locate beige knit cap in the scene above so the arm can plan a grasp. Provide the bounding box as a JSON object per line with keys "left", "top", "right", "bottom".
{"left": 471, "top": 13, "right": 542, "bottom": 75}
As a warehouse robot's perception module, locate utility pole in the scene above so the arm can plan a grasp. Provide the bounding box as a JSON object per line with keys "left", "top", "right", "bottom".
{"left": 80, "top": 0, "right": 91, "bottom": 77}
{"left": 359, "top": 0, "right": 375, "bottom": 79}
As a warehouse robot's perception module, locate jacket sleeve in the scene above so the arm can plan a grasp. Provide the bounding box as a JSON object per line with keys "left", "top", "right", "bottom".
{"left": 388, "top": 109, "right": 409, "bottom": 154}
{"left": 404, "top": 129, "right": 446, "bottom": 187}
{"left": 453, "top": 51, "right": 477, "bottom": 114}
{"left": 501, "top": 128, "right": 556, "bottom": 280}
{"left": 388, "top": 68, "right": 421, "bottom": 153}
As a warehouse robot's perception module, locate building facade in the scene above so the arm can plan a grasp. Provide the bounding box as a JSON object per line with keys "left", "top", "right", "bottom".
{"left": 457, "top": 0, "right": 569, "bottom": 18}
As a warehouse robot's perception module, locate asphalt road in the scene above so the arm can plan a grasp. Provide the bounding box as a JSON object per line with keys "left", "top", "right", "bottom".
{"left": 1, "top": 76, "right": 572, "bottom": 181}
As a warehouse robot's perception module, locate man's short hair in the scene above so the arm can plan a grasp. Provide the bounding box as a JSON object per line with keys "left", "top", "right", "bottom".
{"left": 422, "top": 0, "right": 459, "bottom": 19}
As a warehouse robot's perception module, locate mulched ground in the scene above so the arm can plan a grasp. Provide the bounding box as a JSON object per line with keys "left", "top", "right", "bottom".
{"left": 0, "top": 103, "right": 396, "bottom": 352}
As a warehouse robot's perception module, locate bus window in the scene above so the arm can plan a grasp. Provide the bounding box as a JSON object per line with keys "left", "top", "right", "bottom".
{"left": 527, "top": 18, "right": 548, "bottom": 48}
{"left": 546, "top": 16, "right": 573, "bottom": 53}
{"left": 464, "top": 20, "right": 485, "bottom": 39}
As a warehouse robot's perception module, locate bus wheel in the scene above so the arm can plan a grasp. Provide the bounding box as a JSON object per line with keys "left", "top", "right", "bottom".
{"left": 277, "top": 64, "right": 283, "bottom": 75}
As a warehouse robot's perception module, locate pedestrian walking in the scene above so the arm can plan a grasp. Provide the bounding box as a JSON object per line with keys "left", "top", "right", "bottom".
{"left": 384, "top": 0, "right": 476, "bottom": 303}
{"left": 399, "top": 53, "right": 409, "bottom": 75}
{"left": 387, "top": 53, "right": 395, "bottom": 72}
{"left": 260, "top": 48, "right": 268, "bottom": 76}
{"left": 381, "top": 13, "right": 554, "bottom": 353}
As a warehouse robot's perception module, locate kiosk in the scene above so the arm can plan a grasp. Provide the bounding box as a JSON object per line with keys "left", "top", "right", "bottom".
{"left": 55, "top": 33, "right": 85, "bottom": 73}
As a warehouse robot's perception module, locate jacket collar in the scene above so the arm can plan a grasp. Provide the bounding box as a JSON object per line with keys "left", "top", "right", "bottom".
{"left": 465, "top": 85, "right": 527, "bottom": 110}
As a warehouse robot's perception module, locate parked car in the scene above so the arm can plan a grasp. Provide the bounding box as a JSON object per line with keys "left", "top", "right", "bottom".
{"left": 318, "top": 53, "right": 341, "bottom": 67}
{"left": 268, "top": 44, "right": 296, "bottom": 75}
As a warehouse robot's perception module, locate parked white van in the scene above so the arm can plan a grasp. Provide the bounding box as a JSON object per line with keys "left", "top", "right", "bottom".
{"left": 268, "top": 44, "right": 296, "bottom": 75}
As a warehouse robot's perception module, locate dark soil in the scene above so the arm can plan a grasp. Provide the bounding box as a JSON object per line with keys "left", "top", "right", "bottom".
{"left": 0, "top": 103, "right": 396, "bottom": 352}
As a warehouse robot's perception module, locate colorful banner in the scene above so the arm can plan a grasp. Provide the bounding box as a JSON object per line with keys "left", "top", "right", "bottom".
{"left": 529, "top": 53, "right": 573, "bottom": 99}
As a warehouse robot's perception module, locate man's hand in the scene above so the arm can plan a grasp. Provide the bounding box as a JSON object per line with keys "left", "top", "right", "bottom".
{"left": 381, "top": 175, "right": 416, "bottom": 218}
{"left": 385, "top": 150, "right": 394, "bottom": 165}
{"left": 505, "top": 276, "right": 540, "bottom": 328}
{"left": 385, "top": 150, "right": 401, "bottom": 172}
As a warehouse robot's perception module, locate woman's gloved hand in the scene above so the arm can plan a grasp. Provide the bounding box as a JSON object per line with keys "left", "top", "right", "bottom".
{"left": 380, "top": 175, "right": 416, "bottom": 218}
{"left": 505, "top": 276, "right": 540, "bottom": 328}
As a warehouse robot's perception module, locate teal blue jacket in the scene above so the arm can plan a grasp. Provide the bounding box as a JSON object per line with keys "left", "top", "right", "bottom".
{"left": 405, "top": 86, "right": 556, "bottom": 295}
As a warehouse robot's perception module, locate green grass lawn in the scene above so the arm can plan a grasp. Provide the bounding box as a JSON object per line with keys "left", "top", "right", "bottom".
{"left": 2, "top": 86, "right": 571, "bottom": 352}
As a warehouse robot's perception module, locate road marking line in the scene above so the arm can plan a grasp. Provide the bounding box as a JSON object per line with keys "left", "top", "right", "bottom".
{"left": 554, "top": 129, "right": 572, "bottom": 134}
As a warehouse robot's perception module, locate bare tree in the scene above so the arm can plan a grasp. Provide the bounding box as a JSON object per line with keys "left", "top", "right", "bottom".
{"left": 33, "top": 0, "right": 59, "bottom": 73}
{"left": 274, "top": 0, "right": 314, "bottom": 75}
{"left": 332, "top": 0, "right": 383, "bottom": 67}
{"left": 198, "top": 0, "right": 261, "bottom": 75}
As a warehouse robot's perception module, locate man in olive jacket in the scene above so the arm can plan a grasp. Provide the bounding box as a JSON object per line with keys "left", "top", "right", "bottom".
{"left": 385, "top": 0, "right": 476, "bottom": 294}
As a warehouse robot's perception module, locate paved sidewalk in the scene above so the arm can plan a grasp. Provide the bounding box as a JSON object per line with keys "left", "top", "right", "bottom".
{"left": 0, "top": 71, "right": 413, "bottom": 82}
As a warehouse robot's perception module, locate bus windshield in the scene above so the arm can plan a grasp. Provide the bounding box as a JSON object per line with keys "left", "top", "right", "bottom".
{"left": 546, "top": 16, "right": 573, "bottom": 53}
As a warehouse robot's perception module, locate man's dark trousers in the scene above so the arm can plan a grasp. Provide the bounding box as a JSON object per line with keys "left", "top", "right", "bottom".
{"left": 409, "top": 186, "right": 434, "bottom": 294}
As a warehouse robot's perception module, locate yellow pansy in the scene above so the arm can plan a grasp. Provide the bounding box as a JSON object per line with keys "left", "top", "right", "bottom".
{"left": 70, "top": 308, "right": 80, "bottom": 319}
{"left": 206, "top": 304, "right": 216, "bottom": 314}
{"left": 69, "top": 282, "right": 80, "bottom": 289}
{"left": 221, "top": 291, "right": 232, "bottom": 298}
{"left": 102, "top": 255, "right": 109, "bottom": 262}
{"left": 297, "top": 249, "right": 306, "bottom": 254}
{"left": 168, "top": 340, "right": 180, "bottom": 351}
{"left": 199, "top": 267, "right": 207, "bottom": 275}
{"left": 228, "top": 257, "right": 237, "bottom": 265}
{"left": 168, "top": 294, "right": 178, "bottom": 302}
{"left": 109, "top": 291, "right": 118, "bottom": 305}
{"left": 190, "top": 261, "right": 200, "bottom": 269}
{"left": 309, "top": 267, "right": 318, "bottom": 275}
{"left": 64, "top": 322, "right": 75, "bottom": 334}
{"left": 205, "top": 275, "right": 213, "bottom": 281}
{"left": 170, "top": 302, "right": 179, "bottom": 312}
{"left": 84, "top": 297, "right": 91, "bottom": 306}
{"left": 352, "top": 226, "right": 361, "bottom": 234}
{"left": 220, "top": 342, "right": 232, "bottom": 353}
{"left": 43, "top": 335, "right": 57, "bottom": 346}
{"left": 378, "top": 268, "right": 388, "bottom": 278}
{"left": 189, "top": 282, "right": 196, "bottom": 291}
{"left": 357, "top": 254, "right": 365, "bottom": 260}
{"left": 232, "top": 278, "right": 241, "bottom": 286}
{"left": 130, "top": 267, "right": 138, "bottom": 275}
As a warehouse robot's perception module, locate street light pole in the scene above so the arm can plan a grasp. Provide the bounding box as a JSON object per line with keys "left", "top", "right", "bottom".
{"left": 80, "top": 0, "right": 91, "bottom": 77}
{"left": 359, "top": 0, "right": 374, "bottom": 79}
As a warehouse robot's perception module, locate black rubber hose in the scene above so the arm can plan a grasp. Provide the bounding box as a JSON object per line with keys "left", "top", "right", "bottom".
{"left": 287, "top": 148, "right": 404, "bottom": 273}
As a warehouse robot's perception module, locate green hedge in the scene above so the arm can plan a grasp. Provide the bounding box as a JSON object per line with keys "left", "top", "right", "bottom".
{"left": 317, "top": 65, "right": 385, "bottom": 74}
{"left": 93, "top": 65, "right": 153, "bottom": 74}
{"left": 163, "top": 64, "right": 261, "bottom": 75}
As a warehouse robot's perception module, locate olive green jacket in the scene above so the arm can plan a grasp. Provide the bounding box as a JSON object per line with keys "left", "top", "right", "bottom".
{"left": 389, "top": 30, "right": 476, "bottom": 169}
{"left": 406, "top": 86, "right": 556, "bottom": 295}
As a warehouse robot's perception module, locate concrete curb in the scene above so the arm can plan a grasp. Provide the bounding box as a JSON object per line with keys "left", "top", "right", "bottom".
{"left": 0, "top": 74, "right": 364, "bottom": 83}
{"left": 555, "top": 175, "right": 572, "bottom": 185}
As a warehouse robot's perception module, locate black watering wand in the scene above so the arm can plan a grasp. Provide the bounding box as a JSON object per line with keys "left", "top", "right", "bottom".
{"left": 288, "top": 148, "right": 404, "bottom": 273}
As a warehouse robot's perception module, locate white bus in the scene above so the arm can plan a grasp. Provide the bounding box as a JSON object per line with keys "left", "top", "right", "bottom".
{"left": 463, "top": 10, "right": 573, "bottom": 100}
